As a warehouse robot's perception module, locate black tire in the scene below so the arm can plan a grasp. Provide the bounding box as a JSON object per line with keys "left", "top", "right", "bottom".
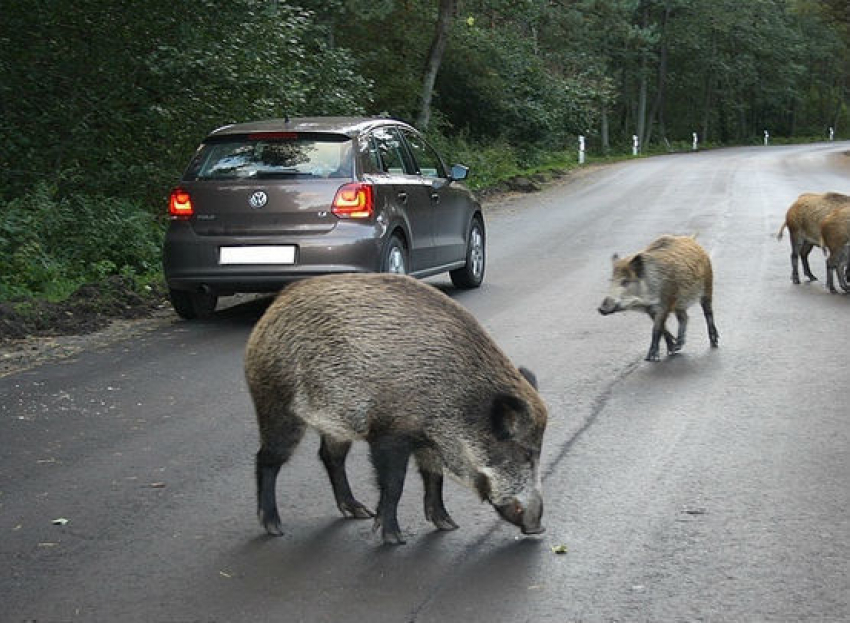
{"left": 381, "top": 233, "right": 408, "bottom": 275}
{"left": 450, "top": 217, "right": 485, "bottom": 289}
{"left": 168, "top": 288, "right": 218, "bottom": 320}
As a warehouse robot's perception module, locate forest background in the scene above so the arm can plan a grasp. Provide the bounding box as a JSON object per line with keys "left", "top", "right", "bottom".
{"left": 0, "top": 0, "right": 848, "bottom": 316}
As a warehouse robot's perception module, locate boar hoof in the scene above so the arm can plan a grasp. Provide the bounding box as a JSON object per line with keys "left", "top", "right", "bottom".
{"left": 382, "top": 531, "right": 406, "bottom": 545}
{"left": 339, "top": 500, "right": 375, "bottom": 519}
{"left": 372, "top": 516, "right": 407, "bottom": 545}
{"left": 372, "top": 519, "right": 406, "bottom": 545}
{"left": 260, "top": 513, "right": 284, "bottom": 537}
{"left": 645, "top": 353, "right": 661, "bottom": 362}
{"left": 429, "top": 513, "right": 459, "bottom": 531}
{"left": 425, "top": 499, "right": 459, "bottom": 531}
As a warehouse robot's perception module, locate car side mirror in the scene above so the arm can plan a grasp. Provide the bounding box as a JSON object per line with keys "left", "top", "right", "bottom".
{"left": 449, "top": 164, "right": 469, "bottom": 181}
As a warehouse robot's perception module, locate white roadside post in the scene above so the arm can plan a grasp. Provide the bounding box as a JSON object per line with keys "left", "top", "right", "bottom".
{"left": 829, "top": 127, "right": 835, "bottom": 141}
{"left": 764, "top": 130, "right": 769, "bottom": 146}
{"left": 692, "top": 132, "right": 698, "bottom": 151}
{"left": 632, "top": 134, "right": 639, "bottom": 156}
{"left": 578, "top": 135, "right": 586, "bottom": 164}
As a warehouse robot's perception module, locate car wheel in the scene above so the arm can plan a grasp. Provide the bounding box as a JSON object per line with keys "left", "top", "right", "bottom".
{"left": 450, "top": 217, "right": 485, "bottom": 289}
{"left": 381, "top": 234, "right": 408, "bottom": 275}
{"left": 169, "top": 288, "right": 218, "bottom": 320}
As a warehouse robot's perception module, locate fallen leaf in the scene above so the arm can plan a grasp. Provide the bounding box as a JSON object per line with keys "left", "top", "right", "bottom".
{"left": 51, "top": 518, "right": 69, "bottom": 526}
{"left": 551, "top": 544, "right": 568, "bottom": 554}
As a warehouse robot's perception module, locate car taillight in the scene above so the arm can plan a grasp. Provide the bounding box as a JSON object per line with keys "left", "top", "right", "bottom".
{"left": 169, "top": 188, "right": 193, "bottom": 218}
{"left": 332, "top": 183, "right": 374, "bottom": 219}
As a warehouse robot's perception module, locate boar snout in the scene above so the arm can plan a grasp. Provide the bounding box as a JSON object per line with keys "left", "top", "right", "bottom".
{"left": 494, "top": 492, "right": 545, "bottom": 535}
{"left": 598, "top": 297, "right": 619, "bottom": 315}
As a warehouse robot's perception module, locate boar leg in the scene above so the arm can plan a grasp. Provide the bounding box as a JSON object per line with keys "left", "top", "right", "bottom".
{"left": 800, "top": 241, "right": 818, "bottom": 282}
{"left": 788, "top": 233, "right": 802, "bottom": 283}
{"left": 256, "top": 415, "right": 307, "bottom": 536}
{"left": 319, "top": 435, "right": 374, "bottom": 519}
{"left": 414, "top": 447, "right": 459, "bottom": 531}
{"left": 646, "top": 308, "right": 675, "bottom": 361}
{"left": 700, "top": 296, "right": 720, "bottom": 347}
{"left": 673, "top": 309, "right": 688, "bottom": 353}
{"left": 369, "top": 436, "right": 412, "bottom": 545}
{"left": 825, "top": 261, "right": 838, "bottom": 293}
{"left": 835, "top": 248, "right": 850, "bottom": 292}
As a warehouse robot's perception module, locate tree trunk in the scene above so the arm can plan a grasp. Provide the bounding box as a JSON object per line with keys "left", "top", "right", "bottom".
{"left": 601, "top": 102, "right": 610, "bottom": 155}
{"left": 701, "top": 74, "right": 713, "bottom": 142}
{"left": 636, "top": 53, "right": 648, "bottom": 152}
{"left": 417, "top": 0, "right": 456, "bottom": 129}
{"left": 645, "top": 3, "right": 670, "bottom": 147}
{"left": 635, "top": 2, "right": 650, "bottom": 151}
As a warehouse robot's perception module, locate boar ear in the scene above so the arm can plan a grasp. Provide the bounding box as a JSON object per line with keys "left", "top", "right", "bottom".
{"left": 629, "top": 253, "right": 645, "bottom": 278}
{"left": 491, "top": 394, "right": 528, "bottom": 441}
{"left": 611, "top": 253, "right": 620, "bottom": 263}
{"left": 518, "top": 366, "right": 538, "bottom": 390}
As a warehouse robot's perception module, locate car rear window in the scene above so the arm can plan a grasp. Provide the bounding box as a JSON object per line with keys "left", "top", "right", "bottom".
{"left": 183, "top": 133, "right": 354, "bottom": 181}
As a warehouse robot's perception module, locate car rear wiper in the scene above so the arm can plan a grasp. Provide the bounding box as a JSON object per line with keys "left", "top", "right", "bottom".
{"left": 255, "top": 170, "right": 306, "bottom": 178}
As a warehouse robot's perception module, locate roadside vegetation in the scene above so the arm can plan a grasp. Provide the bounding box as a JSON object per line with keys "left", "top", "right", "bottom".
{"left": 1, "top": 0, "right": 848, "bottom": 338}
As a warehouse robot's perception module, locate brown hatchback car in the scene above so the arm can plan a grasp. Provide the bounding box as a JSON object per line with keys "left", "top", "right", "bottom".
{"left": 163, "top": 117, "right": 485, "bottom": 319}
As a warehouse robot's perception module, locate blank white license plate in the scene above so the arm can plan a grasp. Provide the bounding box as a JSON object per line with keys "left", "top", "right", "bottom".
{"left": 219, "top": 246, "right": 296, "bottom": 265}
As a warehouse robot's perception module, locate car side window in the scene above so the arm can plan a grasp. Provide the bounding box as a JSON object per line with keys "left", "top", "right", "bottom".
{"left": 359, "top": 135, "right": 383, "bottom": 175}
{"left": 402, "top": 131, "right": 447, "bottom": 179}
{"left": 371, "top": 127, "right": 415, "bottom": 175}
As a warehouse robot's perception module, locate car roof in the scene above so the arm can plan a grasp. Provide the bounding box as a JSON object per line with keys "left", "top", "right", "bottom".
{"left": 206, "top": 117, "right": 415, "bottom": 139}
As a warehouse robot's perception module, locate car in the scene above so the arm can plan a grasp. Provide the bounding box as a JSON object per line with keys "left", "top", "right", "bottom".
{"left": 163, "top": 116, "right": 486, "bottom": 319}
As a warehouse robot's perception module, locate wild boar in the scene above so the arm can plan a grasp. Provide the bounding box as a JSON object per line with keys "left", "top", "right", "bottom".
{"left": 819, "top": 204, "right": 850, "bottom": 293}
{"left": 598, "top": 235, "right": 719, "bottom": 362}
{"left": 777, "top": 192, "right": 850, "bottom": 284}
{"left": 244, "top": 273, "right": 548, "bottom": 545}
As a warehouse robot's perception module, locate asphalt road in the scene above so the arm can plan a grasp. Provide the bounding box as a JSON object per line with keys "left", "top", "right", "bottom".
{"left": 2, "top": 143, "right": 850, "bottom": 622}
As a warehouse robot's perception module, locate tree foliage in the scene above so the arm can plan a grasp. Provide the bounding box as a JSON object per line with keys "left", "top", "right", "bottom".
{"left": 0, "top": 0, "right": 847, "bottom": 301}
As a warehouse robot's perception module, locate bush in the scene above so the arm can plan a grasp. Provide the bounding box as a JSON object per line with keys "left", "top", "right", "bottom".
{"left": 0, "top": 184, "right": 165, "bottom": 301}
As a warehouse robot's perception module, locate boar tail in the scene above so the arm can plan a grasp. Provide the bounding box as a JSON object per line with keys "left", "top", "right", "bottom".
{"left": 776, "top": 222, "right": 787, "bottom": 241}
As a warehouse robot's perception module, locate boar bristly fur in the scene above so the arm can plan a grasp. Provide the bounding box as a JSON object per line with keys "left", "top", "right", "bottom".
{"left": 777, "top": 192, "right": 850, "bottom": 284}
{"left": 245, "top": 273, "right": 548, "bottom": 545}
{"left": 598, "top": 235, "right": 719, "bottom": 362}
{"left": 819, "top": 204, "right": 850, "bottom": 293}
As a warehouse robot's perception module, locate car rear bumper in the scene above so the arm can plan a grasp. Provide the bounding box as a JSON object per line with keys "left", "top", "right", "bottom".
{"left": 163, "top": 221, "right": 384, "bottom": 295}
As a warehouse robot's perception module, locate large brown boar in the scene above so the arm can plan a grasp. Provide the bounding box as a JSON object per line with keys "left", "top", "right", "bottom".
{"left": 598, "top": 235, "right": 719, "bottom": 362}
{"left": 819, "top": 204, "right": 850, "bottom": 293}
{"left": 777, "top": 192, "right": 850, "bottom": 284}
{"left": 244, "top": 273, "right": 548, "bottom": 545}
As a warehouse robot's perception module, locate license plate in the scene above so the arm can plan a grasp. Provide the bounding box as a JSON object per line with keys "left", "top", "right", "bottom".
{"left": 219, "top": 246, "right": 296, "bottom": 265}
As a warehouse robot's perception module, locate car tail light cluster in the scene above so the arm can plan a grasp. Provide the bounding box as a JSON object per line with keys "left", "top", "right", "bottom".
{"left": 169, "top": 188, "right": 193, "bottom": 218}
{"left": 332, "top": 183, "right": 374, "bottom": 219}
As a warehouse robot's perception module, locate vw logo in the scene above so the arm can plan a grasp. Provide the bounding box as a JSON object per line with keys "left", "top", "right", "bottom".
{"left": 248, "top": 191, "right": 268, "bottom": 209}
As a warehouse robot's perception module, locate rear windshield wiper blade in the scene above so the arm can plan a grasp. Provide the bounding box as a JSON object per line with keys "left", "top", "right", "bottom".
{"left": 255, "top": 170, "right": 306, "bottom": 178}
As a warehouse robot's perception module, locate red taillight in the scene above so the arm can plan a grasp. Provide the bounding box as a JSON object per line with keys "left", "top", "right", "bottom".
{"left": 169, "top": 188, "right": 193, "bottom": 218}
{"left": 332, "top": 183, "right": 374, "bottom": 219}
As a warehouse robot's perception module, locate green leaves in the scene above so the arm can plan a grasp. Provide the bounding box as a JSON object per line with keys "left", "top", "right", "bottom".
{"left": 0, "top": 184, "right": 165, "bottom": 300}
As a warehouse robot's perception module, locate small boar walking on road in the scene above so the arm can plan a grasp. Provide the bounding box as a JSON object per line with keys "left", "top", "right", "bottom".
{"left": 244, "top": 273, "right": 548, "bottom": 545}
{"left": 777, "top": 192, "right": 850, "bottom": 284}
{"left": 598, "top": 235, "right": 719, "bottom": 362}
{"left": 819, "top": 204, "right": 850, "bottom": 293}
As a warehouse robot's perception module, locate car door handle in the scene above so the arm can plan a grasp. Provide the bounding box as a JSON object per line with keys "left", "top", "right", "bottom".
{"left": 397, "top": 191, "right": 408, "bottom": 204}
